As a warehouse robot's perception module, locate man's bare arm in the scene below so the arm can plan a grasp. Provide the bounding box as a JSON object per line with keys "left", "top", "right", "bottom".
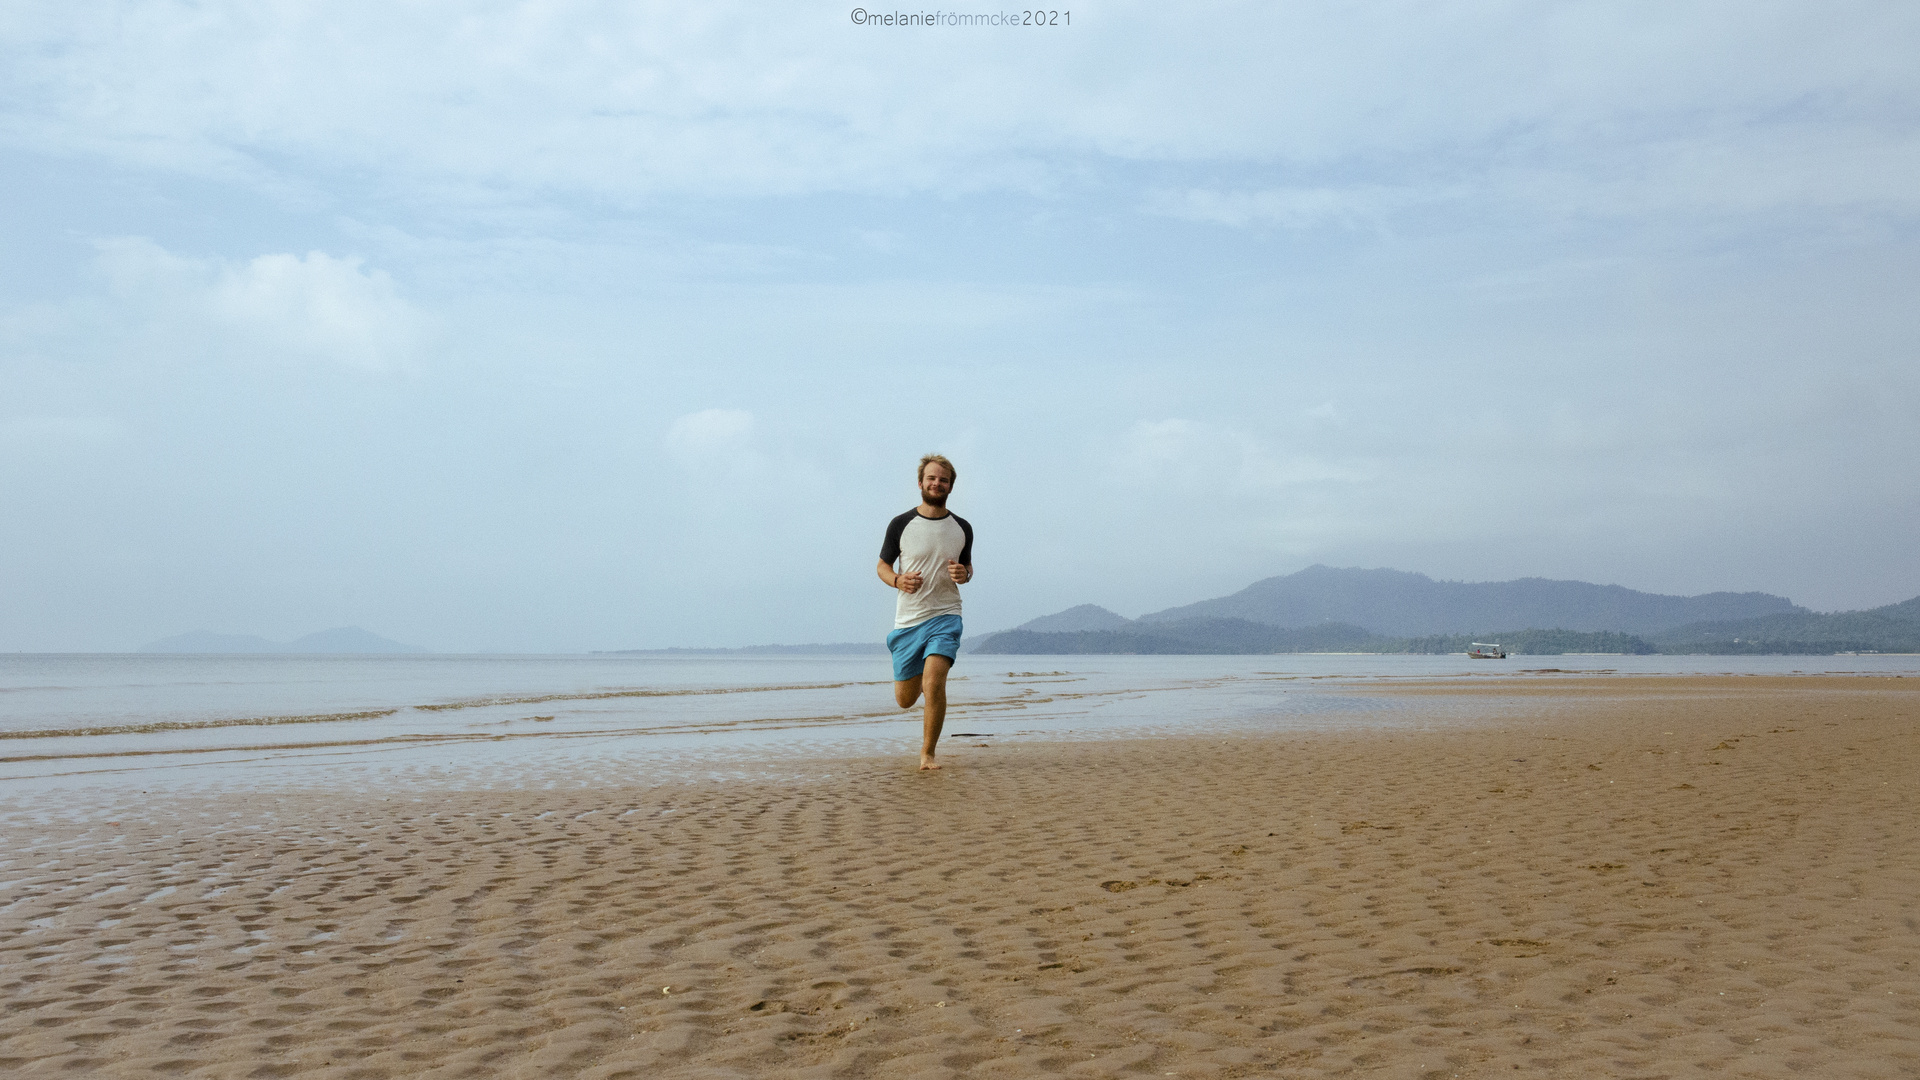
{"left": 878, "top": 559, "right": 923, "bottom": 593}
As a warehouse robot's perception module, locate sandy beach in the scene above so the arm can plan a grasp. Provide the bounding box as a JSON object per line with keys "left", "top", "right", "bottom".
{"left": 3, "top": 675, "right": 1917, "bottom": 1078}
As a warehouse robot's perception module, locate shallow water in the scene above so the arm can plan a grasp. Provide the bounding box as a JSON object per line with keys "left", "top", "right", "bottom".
{"left": 2, "top": 651, "right": 1915, "bottom": 796}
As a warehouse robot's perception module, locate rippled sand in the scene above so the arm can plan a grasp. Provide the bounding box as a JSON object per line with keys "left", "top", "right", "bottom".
{"left": 2, "top": 676, "right": 1916, "bottom": 1077}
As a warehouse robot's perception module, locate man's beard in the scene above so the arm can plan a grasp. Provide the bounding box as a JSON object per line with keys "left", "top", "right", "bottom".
{"left": 922, "top": 490, "right": 947, "bottom": 508}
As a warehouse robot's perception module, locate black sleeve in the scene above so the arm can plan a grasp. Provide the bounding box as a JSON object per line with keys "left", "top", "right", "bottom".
{"left": 952, "top": 514, "right": 973, "bottom": 565}
{"left": 879, "top": 510, "right": 915, "bottom": 564}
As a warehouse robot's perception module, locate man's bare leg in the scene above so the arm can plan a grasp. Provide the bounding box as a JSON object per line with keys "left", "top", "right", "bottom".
{"left": 894, "top": 678, "right": 922, "bottom": 710}
{"left": 918, "top": 654, "right": 952, "bottom": 770}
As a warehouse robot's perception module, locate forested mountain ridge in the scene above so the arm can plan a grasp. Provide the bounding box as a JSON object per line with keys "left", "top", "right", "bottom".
{"left": 1136, "top": 565, "right": 1800, "bottom": 636}
{"left": 1649, "top": 595, "right": 1920, "bottom": 654}
{"left": 973, "top": 567, "right": 1918, "bottom": 655}
{"left": 971, "top": 618, "right": 1658, "bottom": 656}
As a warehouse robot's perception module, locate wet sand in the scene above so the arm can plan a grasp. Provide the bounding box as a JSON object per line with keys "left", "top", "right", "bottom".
{"left": 3, "top": 676, "right": 1917, "bottom": 1078}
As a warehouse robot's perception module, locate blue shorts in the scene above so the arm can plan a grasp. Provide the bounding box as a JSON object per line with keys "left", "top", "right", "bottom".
{"left": 887, "top": 614, "right": 963, "bottom": 682}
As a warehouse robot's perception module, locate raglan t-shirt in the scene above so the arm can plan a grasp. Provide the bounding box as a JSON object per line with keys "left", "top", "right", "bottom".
{"left": 880, "top": 509, "right": 974, "bottom": 630}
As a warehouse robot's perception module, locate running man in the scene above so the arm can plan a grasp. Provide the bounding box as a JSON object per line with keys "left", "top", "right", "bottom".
{"left": 877, "top": 454, "right": 974, "bottom": 770}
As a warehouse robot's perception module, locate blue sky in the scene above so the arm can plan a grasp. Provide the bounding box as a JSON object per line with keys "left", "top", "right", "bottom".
{"left": 3, "top": 2, "right": 1918, "bottom": 651}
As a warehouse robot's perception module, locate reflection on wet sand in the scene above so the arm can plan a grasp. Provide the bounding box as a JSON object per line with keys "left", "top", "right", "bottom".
{"left": 0, "top": 708, "right": 398, "bottom": 741}
{"left": 0, "top": 671, "right": 1292, "bottom": 773}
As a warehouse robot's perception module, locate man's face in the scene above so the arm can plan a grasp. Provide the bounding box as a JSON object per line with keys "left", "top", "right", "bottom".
{"left": 919, "top": 465, "right": 953, "bottom": 507}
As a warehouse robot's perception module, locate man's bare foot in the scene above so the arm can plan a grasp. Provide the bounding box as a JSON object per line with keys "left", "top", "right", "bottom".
{"left": 919, "top": 754, "right": 941, "bottom": 771}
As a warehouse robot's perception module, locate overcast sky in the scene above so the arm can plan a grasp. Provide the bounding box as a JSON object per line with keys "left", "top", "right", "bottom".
{"left": 4, "top": 2, "right": 1919, "bottom": 651}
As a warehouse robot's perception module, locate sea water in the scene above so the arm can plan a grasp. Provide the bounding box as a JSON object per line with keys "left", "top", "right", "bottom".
{"left": 3, "top": 652, "right": 1915, "bottom": 797}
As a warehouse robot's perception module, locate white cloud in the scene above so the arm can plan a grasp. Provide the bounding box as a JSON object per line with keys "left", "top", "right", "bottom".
{"left": 0, "top": 415, "right": 123, "bottom": 444}
{"left": 93, "top": 238, "right": 426, "bottom": 370}
{"left": 1499, "top": 122, "right": 1920, "bottom": 220}
{"left": 3, "top": 1, "right": 1916, "bottom": 223}
{"left": 1149, "top": 186, "right": 1420, "bottom": 230}
{"left": 1156, "top": 120, "right": 1920, "bottom": 232}
{"left": 665, "top": 408, "right": 757, "bottom": 471}
{"left": 1120, "top": 418, "right": 1371, "bottom": 490}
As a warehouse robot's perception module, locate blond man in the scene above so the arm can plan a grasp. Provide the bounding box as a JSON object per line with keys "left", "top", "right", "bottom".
{"left": 876, "top": 454, "right": 974, "bottom": 770}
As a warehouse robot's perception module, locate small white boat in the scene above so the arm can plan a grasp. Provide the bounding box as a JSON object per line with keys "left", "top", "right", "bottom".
{"left": 1467, "top": 642, "right": 1507, "bottom": 659}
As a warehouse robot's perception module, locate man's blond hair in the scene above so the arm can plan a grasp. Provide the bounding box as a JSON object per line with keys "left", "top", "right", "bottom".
{"left": 917, "top": 453, "right": 956, "bottom": 483}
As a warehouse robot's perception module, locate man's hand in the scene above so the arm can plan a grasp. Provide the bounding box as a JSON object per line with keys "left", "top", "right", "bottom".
{"left": 896, "top": 570, "right": 924, "bottom": 594}
{"left": 947, "top": 560, "right": 973, "bottom": 584}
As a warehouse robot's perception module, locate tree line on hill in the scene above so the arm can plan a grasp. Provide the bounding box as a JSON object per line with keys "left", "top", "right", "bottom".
{"left": 971, "top": 619, "right": 1664, "bottom": 655}
{"left": 972, "top": 616, "right": 1920, "bottom": 655}
{"left": 972, "top": 566, "right": 1920, "bottom": 655}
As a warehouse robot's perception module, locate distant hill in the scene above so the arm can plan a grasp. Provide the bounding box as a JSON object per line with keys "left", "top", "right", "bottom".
{"left": 1013, "top": 604, "right": 1135, "bottom": 633}
{"left": 976, "top": 619, "right": 1380, "bottom": 655}
{"left": 1137, "top": 565, "right": 1800, "bottom": 636}
{"left": 976, "top": 586, "right": 1920, "bottom": 656}
{"left": 973, "top": 618, "right": 1658, "bottom": 656}
{"left": 1650, "top": 595, "right": 1920, "bottom": 654}
{"left": 285, "top": 627, "right": 427, "bottom": 653}
{"left": 142, "top": 626, "right": 426, "bottom": 654}
{"left": 975, "top": 564, "right": 1920, "bottom": 655}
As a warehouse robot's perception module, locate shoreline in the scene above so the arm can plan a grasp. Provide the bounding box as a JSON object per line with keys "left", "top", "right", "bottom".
{"left": 7, "top": 659, "right": 1919, "bottom": 800}
{"left": 3, "top": 676, "right": 1917, "bottom": 1077}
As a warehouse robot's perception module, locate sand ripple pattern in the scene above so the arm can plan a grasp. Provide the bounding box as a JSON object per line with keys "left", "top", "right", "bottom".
{"left": 2, "top": 677, "right": 1917, "bottom": 1077}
